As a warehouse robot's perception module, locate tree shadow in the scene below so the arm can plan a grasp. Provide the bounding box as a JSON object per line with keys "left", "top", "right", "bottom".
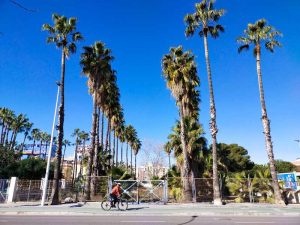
{"left": 177, "top": 216, "right": 198, "bottom": 225}
{"left": 126, "top": 207, "right": 149, "bottom": 211}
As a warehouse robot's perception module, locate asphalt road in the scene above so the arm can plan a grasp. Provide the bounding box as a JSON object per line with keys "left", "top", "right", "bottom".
{"left": 0, "top": 215, "right": 300, "bottom": 225}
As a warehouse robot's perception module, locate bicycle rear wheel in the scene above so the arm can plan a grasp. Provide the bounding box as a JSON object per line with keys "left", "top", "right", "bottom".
{"left": 101, "top": 199, "right": 112, "bottom": 211}
{"left": 117, "top": 199, "right": 128, "bottom": 211}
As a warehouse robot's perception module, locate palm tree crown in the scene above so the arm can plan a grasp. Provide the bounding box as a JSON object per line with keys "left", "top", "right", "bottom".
{"left": 42, "top": 13, "right": 83, "bottom": 57}
{"left": 184, "top": 0, "right": 225, "bottom": 39}
{"left": 237, "top": 19, "right": 282, "bottom": 54}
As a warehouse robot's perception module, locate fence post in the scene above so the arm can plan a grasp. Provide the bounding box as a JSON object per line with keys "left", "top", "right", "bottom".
{"left": 108, "top": 176, "right": 112, "bottom": 195}
{"left": 7, "top": 177, "right": 18, "bottom": 203}
{"left": 192, "top": 177, "right": 196, "bottom": 203}
{"left": 163, "top": 179, "right": 168, "bottom": 204}
{"left": 137, "top": 181, "right": 139, "bottom": 204}
{"left": 27, "top": 180, "right": 32, "bottom": 202}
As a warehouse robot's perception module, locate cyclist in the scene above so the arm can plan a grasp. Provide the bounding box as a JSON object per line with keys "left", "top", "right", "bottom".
{"left": 110, "top": 183, "right": 121, "bottom": 207}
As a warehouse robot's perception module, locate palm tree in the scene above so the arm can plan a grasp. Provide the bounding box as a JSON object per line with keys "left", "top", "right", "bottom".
{"left": 0, "top": 108, "right": 15, "bottom": 146}
{"left": 132, "top": 138, "right": 141, "bottom": 179}
{"left": 125, "top": 125, "right": 135, "bottom": 170}
{"left": 9, "top": 113, "right": 29, "bottom": 150}
{"left": 162, "top": 46, "right": 199, "bottom": 202}
{"left": 42, "top": 13, "right": 83, "bottom": 205}
{"left": 164, "top": 141, "right": 172, "bottom": 169}
{"left": 31, "top": 128, "right": 41, "bottom": 156}
{"left": 80, "top": 41, "right": 113, "bottom": 199}
{"left": 79, "top": 131, "right": 89, "bottom": 176}
{"left": 184, "top": 0, "right": 225, "bottom": 205}
{"left": 21, "top": 122, "right": 33, "bottom": 154}
{"left": 237, "top": 19, "right": 284, "bottom": 205}
{"left": 71, "top": 128, "right": 81, "bottom": 185}
{"left": 61, "top": 139, "right": 71, "bottom": 168}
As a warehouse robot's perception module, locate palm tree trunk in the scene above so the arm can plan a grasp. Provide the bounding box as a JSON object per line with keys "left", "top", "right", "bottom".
{"left": 39, "top": 141, "right": 43, "bottom": 156}
{"left": 130, "top": 147, "right": 133, "bottom": 176}
{"left": 85, "top": 90, "right": 97, "bottom": 200}
{"left": 121, "top": 142, "right": 123, "bottom": 164}
{"left": 72, "top": 140, "right": 78, "bottom": 186}
{"left": 99, "top": 111, "right": 104, "bottom": 172}
{"left": 95, "top": 107, "right": 100, "bottom": 173}
{"left": 116, "top": 137, "right": 119, "bottom": 167}
{"left": 179, "top": 105, "right": 192, "bottom": 202}
{"left": 50, "top": 49, "right": 65, "bottom": 205}
{"left": 134, "top": 154, "right": 137, "bottom": 179}
{"left": 112, "top": 130, "right": 116, "bottom": 166}
{"left": 21, "top": 133, "right": 28, "bottom": 155}
{"left": 32, "top": 140, "right": 36, "bottom": 156}
{"left": 44, "top": 142, "right": 48, "bottom": 160}
{"left": 168, "top": 153, "right": 171, "bottom": 169}
{"left": 203, "top": 34, "right": 221, "bottom": 205}
{"left": 256, "top": 45, "right": 284, "bottom": 205}
{"left": 61, "top": 145, "right": 66, "bottom": 169}
{"left": 105, "top": 117, "right": 110, "bottom": 153}
{"left": 126, "top": 143, "right": 128, "bottom": 169}
{"left": 92, "top": 108, "right": 100, "bottom": 195}
{"left": 0, "top": 125, "right": 5, "bottom": 144}
{"left": 5, "top": 129, "right": 10, "bottom": 146}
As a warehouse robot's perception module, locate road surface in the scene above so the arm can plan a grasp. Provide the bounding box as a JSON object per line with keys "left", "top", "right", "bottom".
{"left": 0, "top": 215, "right": 299, "bottom": 225}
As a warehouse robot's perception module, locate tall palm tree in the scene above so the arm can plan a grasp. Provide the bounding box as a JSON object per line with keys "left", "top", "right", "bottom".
{"left": 162, "top": 46, "right": 199, "bottom": 202}
{"left": 184, "top": 0, "right": 225, "bottom": 205}
{"left": 237, "top": 19, "right": 284, "bottom": 205}
{"left": 80, "top": 41, "right": 113, "bottom": 199}
{"left": 42, "top": 13, "right": 83, "bottom": 205}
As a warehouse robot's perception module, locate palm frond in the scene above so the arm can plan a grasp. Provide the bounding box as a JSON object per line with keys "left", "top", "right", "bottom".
{"left": 238, "top": 44, "right": 249, "bottom": 53}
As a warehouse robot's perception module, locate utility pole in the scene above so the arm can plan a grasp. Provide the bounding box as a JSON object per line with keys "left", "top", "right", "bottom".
{"left": 41, "top": 81, "right": 60, "bottom": 206}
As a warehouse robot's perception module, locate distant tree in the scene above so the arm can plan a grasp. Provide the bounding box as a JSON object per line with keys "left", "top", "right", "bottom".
{"left": 215, "top": 143, "right": 254, "bottom": 174}
{"left": 275, "top": 160, "right": 296, "bottom": 173}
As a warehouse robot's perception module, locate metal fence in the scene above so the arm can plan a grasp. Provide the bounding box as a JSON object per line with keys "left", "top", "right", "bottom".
{"left": 0, "top": 179, "right": 9, "bottom": 203}
{"left": 2, "top": 176, "right": 299, "bottom": 204}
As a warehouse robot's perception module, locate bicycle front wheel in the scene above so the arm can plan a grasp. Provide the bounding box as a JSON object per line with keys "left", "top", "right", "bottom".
{"left": 101, "top": 199, "right": 112, "bottom": 211}
{"left": 117, "top": 199, "right": 128, "bottom": 211}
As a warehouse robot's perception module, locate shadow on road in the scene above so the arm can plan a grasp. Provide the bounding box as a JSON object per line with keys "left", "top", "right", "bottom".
{"left": 177, "top": 215, "right": 198, "bottom": 225}
{"left": 69, "top": 203, "right": 85, "bottom": 208}
{"left": 127, "top": 207, "right": 149, "bottom": 211}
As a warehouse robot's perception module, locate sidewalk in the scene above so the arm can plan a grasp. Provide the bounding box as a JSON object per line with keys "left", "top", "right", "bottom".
{"left": 1, "top": 202, "right": 300, "bottom": 217}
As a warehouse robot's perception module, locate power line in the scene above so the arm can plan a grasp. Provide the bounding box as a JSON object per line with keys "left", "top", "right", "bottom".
{"left": 9, "top": 0, "right": 38, "bottom": 13}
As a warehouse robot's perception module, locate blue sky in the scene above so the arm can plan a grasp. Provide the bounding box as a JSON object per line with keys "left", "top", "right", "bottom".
{"left": 0, "top": 0, "right": 299, "bottom": 164}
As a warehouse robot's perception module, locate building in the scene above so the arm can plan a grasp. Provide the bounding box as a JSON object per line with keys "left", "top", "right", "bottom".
{"left": 137, "top": 163, "right": 168, "bottom": 181}
{"left": 292, "top": 158, "right": 300, "bottom": 172}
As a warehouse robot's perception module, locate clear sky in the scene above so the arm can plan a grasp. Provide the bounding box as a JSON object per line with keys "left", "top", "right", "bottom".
{"left": 0, "top": 0, "right": 299, "bottom": 164}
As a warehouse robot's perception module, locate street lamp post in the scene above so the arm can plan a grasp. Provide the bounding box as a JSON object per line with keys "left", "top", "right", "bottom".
{"left": 41, "top": 81, "right": 61, "bottom": 206}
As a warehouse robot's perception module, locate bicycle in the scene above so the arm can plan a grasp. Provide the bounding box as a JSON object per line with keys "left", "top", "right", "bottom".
{"left": 101, "top": 194, "right": 128, "bottom": 211}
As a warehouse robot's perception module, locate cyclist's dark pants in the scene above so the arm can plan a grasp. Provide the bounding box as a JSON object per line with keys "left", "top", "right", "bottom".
{"left": 110, "top": 194, "right": 118, "bottom": 206}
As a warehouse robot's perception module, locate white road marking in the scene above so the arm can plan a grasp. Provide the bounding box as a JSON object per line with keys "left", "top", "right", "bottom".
{"left": 235, "top": 222, "right": 274, "bottom": 224}
{"left": 121, "top": 221, "right": 166, "bottom": 223}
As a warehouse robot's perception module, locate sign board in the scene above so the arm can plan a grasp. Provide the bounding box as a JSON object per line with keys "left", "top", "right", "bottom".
{"left": 277, "top": 173, "right": 299, "bottom": 191}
